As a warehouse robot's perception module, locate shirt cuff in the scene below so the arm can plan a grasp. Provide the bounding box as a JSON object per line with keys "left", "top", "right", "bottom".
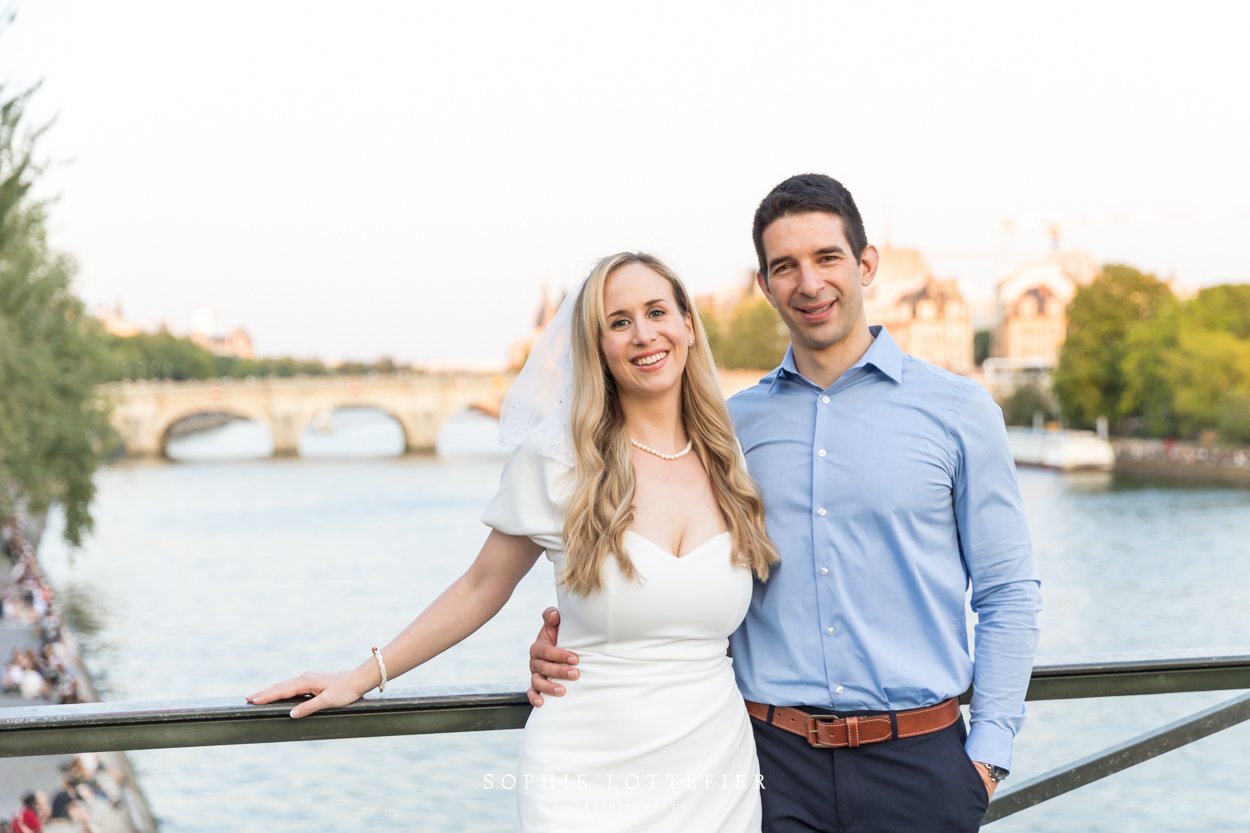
{"left": 965, "top": 721, "right": 1015, "bottom": 772}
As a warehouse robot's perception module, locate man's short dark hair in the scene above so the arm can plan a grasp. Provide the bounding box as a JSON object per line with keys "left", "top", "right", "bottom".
{"left": 752, "top": 174, "right": 868, "bottom": 275}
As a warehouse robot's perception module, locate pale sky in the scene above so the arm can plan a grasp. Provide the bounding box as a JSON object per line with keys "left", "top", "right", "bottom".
{"left": 4, "top": 1, "right": 1248, "bottom": 366}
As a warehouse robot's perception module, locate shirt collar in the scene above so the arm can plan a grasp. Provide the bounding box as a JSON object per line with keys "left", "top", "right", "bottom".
{"left": 768, "top": 325, "right": 904, "bottom": 392}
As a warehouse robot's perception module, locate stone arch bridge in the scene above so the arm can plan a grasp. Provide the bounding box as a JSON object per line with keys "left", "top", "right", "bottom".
{"left": 106, "top": 369, "right": 765, "bottom": 459}
{"left": 107, "top": 372, "right": 515, "bottom": 458}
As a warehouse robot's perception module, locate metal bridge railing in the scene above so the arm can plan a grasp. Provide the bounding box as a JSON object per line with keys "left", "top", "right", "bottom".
{"left": 3, "top": 656, "right": 1249, "bottom": 824}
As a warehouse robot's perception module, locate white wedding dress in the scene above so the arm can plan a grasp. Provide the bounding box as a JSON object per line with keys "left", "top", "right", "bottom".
{"left": 482, "top": 443, "right": 762, "bottom": 833}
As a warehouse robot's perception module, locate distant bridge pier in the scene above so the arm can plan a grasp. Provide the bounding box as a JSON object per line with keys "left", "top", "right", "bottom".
{"left": 396, "top": 409, "right": 441, "bottom": 454}
{"left": 270, "top": 411, "right": 305, "bottom": 457}
{"left": 124, "top": 420, "right": 165, "bottom": 459}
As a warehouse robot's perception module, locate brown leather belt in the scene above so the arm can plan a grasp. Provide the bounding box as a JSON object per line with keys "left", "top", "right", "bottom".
{"left": 745, "top": 698, "right": 960, "bottom": 749}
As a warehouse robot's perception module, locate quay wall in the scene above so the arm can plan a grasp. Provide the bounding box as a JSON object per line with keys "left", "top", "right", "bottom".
{"left": 1112, "top": 438, "right": 1250, "bottom": 486}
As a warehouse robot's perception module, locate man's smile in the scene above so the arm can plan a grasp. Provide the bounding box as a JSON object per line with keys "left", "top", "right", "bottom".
{"left": 795, "top": 299, "right": 837, "bottom": 323}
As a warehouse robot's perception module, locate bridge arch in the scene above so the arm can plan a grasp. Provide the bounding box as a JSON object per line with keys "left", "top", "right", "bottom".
{"left": 157, "top": 407, "right": 274, "bottom": 459}
{"left": 299, "top": 403, "right": 409, "bottom": 458}
{"left": 107, "top": 374, "right": 514, "bottom": 459}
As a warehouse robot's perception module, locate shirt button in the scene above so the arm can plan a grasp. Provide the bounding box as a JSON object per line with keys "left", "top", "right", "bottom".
{"left": 817, "top": 507, "right": 827, "bottom": 517}
{"left": 835, "top": 685, "right": 845, "bottom": 695}
{"left": 826, "top": 626, "right": 836, "bottom": 635}
{"left": 821, "top": 395, "right": 831, "bottom": 404}
{"left": 819, "top": 566, "right": 829, "bottom": 576}
{"left": 817, "top": 449, "right": 827, "bottom": 458}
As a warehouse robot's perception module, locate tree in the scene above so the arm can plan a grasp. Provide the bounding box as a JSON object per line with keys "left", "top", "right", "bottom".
{"left": 1217, "top": 391, "right": 1250, "bottom": 445}
{"left": 1, "top": 81, "right": 114, "bottom": 546}
{"left": 1002, "top": 383, "right": 1059, "bottom": 427}
{"left": 973, "top": 330, "right": 992, "bottom": 367}
{"left": 1118, "top": 305, "right": 1181, "bottom": 437}
{"left": 98, "top": 331, "right": 387, "bottom": 381}
{"left": 101, "top": 331, "right": 219, "bottom": 380}
{"left": 1163, "top": 328, "right": 1250, "bottom": 440}
{"left": 711, "top": 297, "right": 789, "bottom": 370}
{"left": 1116, "top": 282, "right": 1250, "bottom": 440}
{"left": 1184, "top": 284, "right": 1250, "bottom": 340}
{"left": 701, "top": 309, "right": 722, "bottom": 358}
{"left": 1052, "top": 264, "right": 1177, "bottom": 430}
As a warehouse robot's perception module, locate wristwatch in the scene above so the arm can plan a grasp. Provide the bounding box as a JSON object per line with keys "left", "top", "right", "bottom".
{"left": 976, "top": 762, "right": 1009, "bottom": 783}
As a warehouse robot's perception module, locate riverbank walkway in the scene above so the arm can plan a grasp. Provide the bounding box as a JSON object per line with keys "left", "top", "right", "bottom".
{"left": 1, "top": 522, "right": 151, "bottom": 833}
{"left": 0, "top": 626, "right": 138, "bottom": 832}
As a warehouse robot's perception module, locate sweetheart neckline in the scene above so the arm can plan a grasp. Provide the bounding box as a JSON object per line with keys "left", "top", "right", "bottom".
{"left": 624, "top": 529, "right": 731, "bottom": 560}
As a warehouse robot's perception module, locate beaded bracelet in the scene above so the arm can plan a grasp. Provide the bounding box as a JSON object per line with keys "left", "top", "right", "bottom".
{"left": 371, "top": 646, "right": 388, "bottom": 693}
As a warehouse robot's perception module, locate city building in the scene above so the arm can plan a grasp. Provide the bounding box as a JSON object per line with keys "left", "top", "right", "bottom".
{"left": 993, "top": 250, "right": 1099, "bottom": 366}
{"left": 187, "top": 306, "right": 255, "bottom": 359}
{"left": 507, "top": 284, "right": 563, "bottom": 371}
{"left": 864, "top": 247, "right": 974, "bottom": 375}
{"left": 95, "top": 303, "right": 142, "bottom": 338}
{"left": 94, "top": 303, "right": 255, "bottom": 360}
{"left": 190, "top": 327, "right": 255, "bottom": 360}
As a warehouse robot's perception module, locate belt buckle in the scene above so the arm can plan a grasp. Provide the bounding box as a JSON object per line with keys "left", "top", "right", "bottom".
{"left": 806, "top": 713, "right": 844, "bottom": 749}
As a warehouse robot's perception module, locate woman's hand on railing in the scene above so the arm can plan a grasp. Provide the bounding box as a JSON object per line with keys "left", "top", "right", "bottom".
{"left": 246, "top": 665, "right": 378, "bottom": 719}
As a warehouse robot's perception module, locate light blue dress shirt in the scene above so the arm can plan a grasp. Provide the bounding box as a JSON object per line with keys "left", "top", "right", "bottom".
{"left": 727, "top": 326, "right": 1041, "bottom": 770}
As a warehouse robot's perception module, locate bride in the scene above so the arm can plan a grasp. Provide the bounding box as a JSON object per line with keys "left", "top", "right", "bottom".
{"left": 247, "top": 252, "right": 777, "bottom": 831}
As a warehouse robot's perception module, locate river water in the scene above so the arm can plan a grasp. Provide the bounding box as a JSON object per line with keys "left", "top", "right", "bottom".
{"left": 34, "top": 410, "right": 1250, "bottom": 832}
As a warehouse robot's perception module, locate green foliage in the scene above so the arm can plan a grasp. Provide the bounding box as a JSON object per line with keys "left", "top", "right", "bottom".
{"left": 1216, "top": 391, "right": 1250, "bottom": 445}
{"left": 98, "top": 330, "right": 407, "bottom": 381}
{"left": 700, "top": 310, "right": 721, "bottom": 358}
{"left": 333, "top": 356, "right": 401, "bottom": 376}
{"left": 1053, "top": 261, "right": 1250, "bottom": 443}
{"left": 1184, "top": 284, "right": 1250, "bottom": 339}
{"left": 708, "top": 297, "right": 789, "bottom": 370}
{"left": 0, "top": 81, "right": 114, "bottom": 546}
{"left": 1052, "top": 264, "right": 1177, "bottom": 429}
{"left": 226, "top": 355, "right": 337, "bottom": 378}
{"left": 1119, "top": 305, "right": 1181, "bottom": 436}
{"left": 973, "top": 329, "right": 992, "bottom": 367}
{"left": 1002, "top": 383, "right": 1059, "bottom": 427}
{"left": 1162, "top": 328, "right": 1250, "bottom": 440}
{"left": 101, "top": 332, "right": 218, "bottom": 380}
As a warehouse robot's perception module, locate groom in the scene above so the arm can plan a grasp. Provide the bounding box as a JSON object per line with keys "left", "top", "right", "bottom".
{"left": 527, "top": 174, "right": 1041, "bottom": 832}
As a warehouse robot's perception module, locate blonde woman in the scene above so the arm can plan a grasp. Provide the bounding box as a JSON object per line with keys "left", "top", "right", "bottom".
{"left": 248, "top": 252, "right": 777, "bottom": 832}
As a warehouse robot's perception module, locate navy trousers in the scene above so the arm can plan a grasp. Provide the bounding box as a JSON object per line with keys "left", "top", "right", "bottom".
{"left": 753, "top": 710, "right": 990, "bottom": 833}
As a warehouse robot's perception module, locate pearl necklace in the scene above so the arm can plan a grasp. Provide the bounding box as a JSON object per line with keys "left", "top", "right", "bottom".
{"left": 629, "top": 437, "right": 693, "bottom": 461}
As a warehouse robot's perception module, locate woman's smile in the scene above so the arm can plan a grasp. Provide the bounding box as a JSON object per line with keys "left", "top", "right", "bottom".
{"left": 631, "top": 350, "right": 669, "bottom": 369}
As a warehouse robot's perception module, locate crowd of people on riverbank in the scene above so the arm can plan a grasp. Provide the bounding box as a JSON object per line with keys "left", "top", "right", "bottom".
{"left": 1, "top": 522, "right": 82, "bottom": 706}
{"left": 1115, "top": 437, "right": 1250, "bottom": 469}
{"left": 3, "top": 754, "right": 127, "bottom": 833}
{"left": 1, "top": 519, "right": 130, "bottom": 833}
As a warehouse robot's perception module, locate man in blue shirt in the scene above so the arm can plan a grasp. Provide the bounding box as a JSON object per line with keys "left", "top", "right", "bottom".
{"left": 529, "top": 174, "right": 1041, "bottom": 832}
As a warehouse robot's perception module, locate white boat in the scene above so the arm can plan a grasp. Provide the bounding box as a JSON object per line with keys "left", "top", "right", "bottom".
{"left": 1007, "top": 428, "right": 1116, "bottom": 471}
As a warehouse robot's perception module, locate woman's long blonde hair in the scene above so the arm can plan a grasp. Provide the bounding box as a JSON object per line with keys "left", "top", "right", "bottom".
{"left": 560, "top": 252, "right": 778, "bottom": 594}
